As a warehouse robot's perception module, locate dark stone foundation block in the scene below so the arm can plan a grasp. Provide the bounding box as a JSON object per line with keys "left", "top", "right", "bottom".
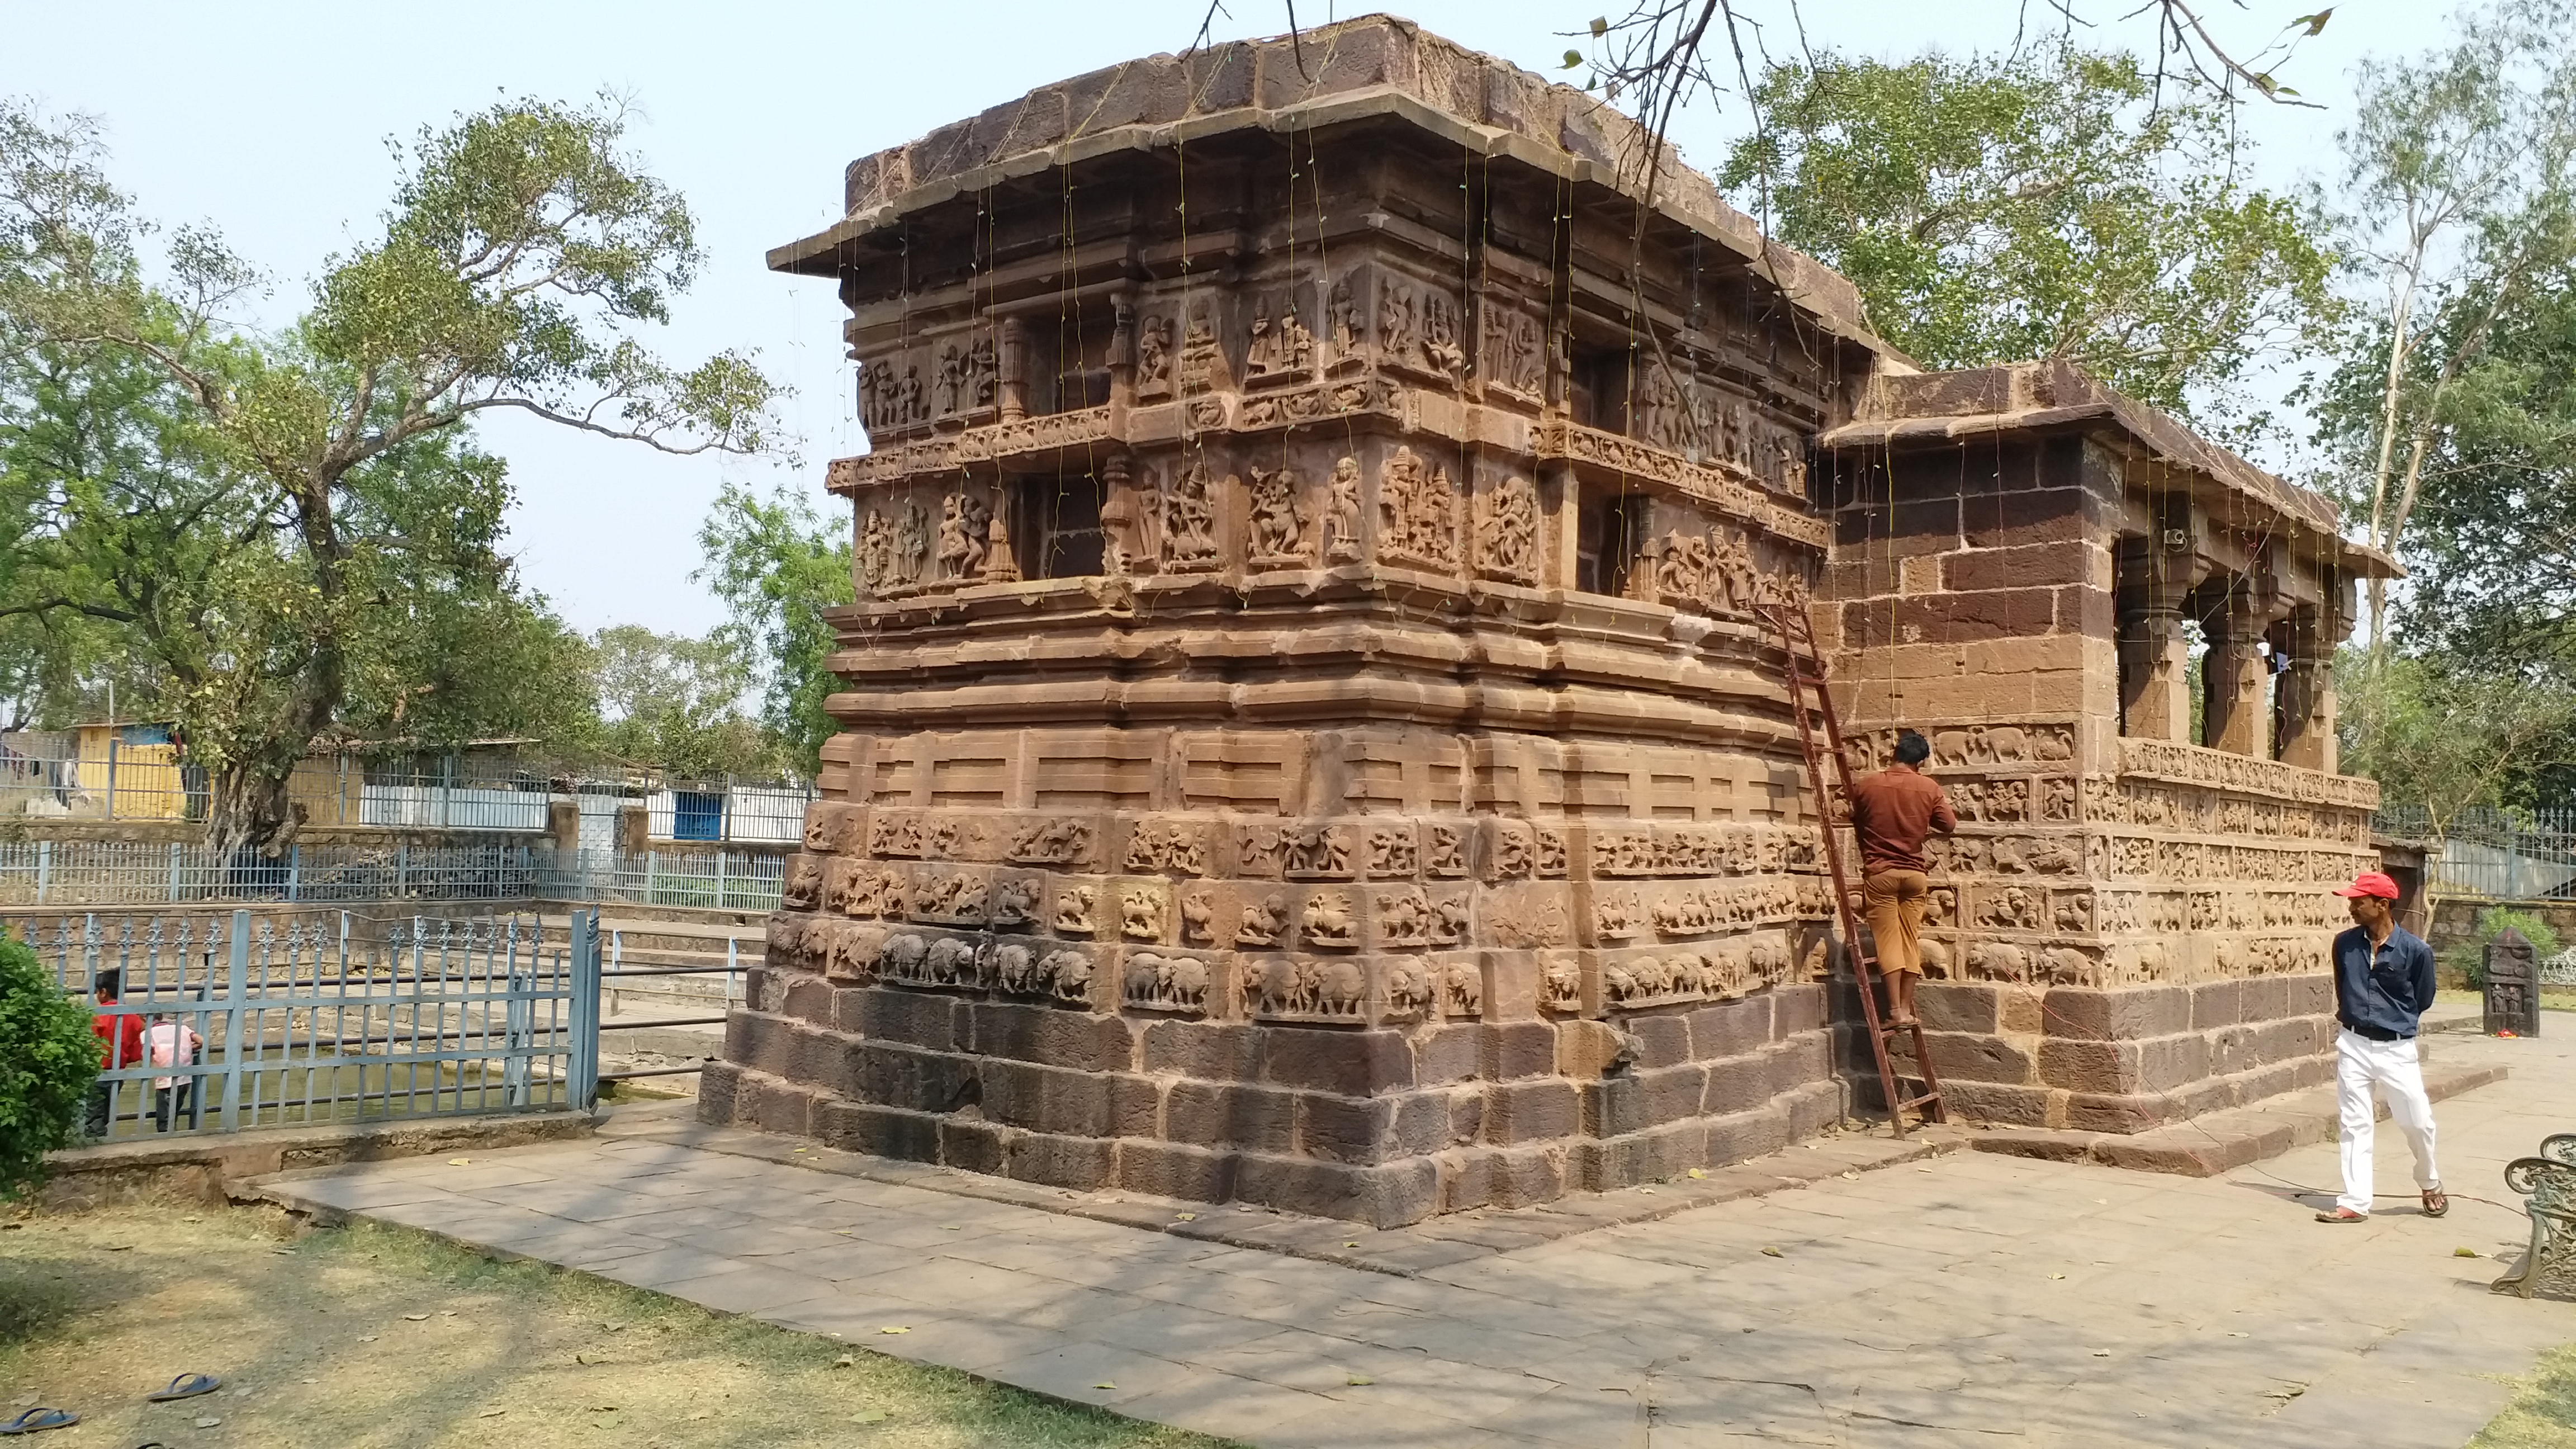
{"left": 705, "top": 977, "right": 1844, "bottom": 1225}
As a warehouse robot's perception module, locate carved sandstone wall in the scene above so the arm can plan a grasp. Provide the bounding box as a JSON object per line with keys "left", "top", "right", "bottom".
{"left": 710, "top": 19, "right": 2397, "bottom": 1216}
{"left": 1816, "top": 367, "right": 2388, "bottom": 1133}
{"left": 703, "top": 17, "right": 1890, "bottom": 1225}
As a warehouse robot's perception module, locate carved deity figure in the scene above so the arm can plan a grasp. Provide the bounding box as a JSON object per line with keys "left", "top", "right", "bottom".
{"left": 934, "top": 344, "right": 965, "bottom": 416}
{"left": 1378, "top": 446, "right": 1459, "bottom": 569}
{"left": 1421, "top": 292, "right": 1466, "bottom": 377}
{"left": 1178, "top": 301, "right": 1221, "bottom": 394}
{"left": 1327, "top": 274, "right": 1363, "bottom": 354}
{"left": 858, "top": 509, "right": 896, "bottom": 593}
{"left": 1158, "top": 462, "right": 1219, "bottom": 568}
{"left": 935, "top": 492, "right": 991, "bottom": 580}
{"left": 857, "top": 364, "right": 883, "bottom": 433}
{"left": 1323, "top": 456, "right": 1364, "bottom": 561}
{"left": 1773, "top": 434, "right": 1807, "bottom": 493}
{"left": 1137, "top": 314, "right": 1174, "bottom": 392}
{"left": 1479, "top": 475, "right": 1538, "bottom": 581}
{"left": 1246, "top": 307, "right": 1277, "bottom": 376}
{"left": 968, "top": 333, "right": 998, "bottom": 408}
{"left": 1248, "top": 467, "right": 1305, "bottom": 561}
{"left": 1280, "top": 307, "right": 1314, "bottom": 373}
{"left": 893, "top": 501, "right": 931, "bottom": 584}
{"left": 1378, "top": 286, "right": 1416, "bottom": 358}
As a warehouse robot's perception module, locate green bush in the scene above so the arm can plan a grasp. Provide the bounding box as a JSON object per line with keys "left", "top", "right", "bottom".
{"left": 0, "top": 935, "right": 100, "bottom": 1200}
{"left": 2447, "top": 907, "right": 2566, "bottom": 990}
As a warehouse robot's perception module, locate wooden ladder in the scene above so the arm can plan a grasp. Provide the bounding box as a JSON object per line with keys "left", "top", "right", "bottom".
{"left": 1763, "top": 600, "right": 1948, "bottom": 1134}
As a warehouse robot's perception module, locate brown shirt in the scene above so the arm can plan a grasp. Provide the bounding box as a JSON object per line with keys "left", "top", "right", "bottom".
{"left": 1849, "top": 765, "right": 1957, "bottom": 875}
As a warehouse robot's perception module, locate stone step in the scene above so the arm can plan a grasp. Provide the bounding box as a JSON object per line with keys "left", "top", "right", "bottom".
{"left": 1966, "top": 1058, "right": 2509, "bottom": 1176}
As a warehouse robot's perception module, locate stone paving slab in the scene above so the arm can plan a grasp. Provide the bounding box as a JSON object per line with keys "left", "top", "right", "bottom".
{"left": 254, "top": 1031, "right": 2576, "bottom": 1448}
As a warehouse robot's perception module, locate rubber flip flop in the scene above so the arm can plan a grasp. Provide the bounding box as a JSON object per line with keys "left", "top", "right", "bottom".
{"left": 0, "top": 1408, "right": 79, "bottom": 1435}
{"left": 2314, "top": 1208, "right": 2368, "bottom": 1223}
{"left": 144, "top": 1375, "right": 220, "bottom": 1403}
{"left": 2423, "top": 1188, "right": 2450, "bottom": 1218}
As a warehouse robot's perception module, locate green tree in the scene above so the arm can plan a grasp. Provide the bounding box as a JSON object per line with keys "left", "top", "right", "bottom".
{"left": 584, "top": 624, "right": 777, "bottom": 780}
{"left": 0, "top": 333, "right": 599, "bottom": 821}
{"left": 695, "top": 481, "right": 853, "bottom": 776}
{"left": 0, "top": 934, "right": 97, "bottom": 1200}
{"left": 1717, "top": 44, "right": 2337, "bottom": 432}
{"left": 2338, "top": 650, "right": 2576, "bottom": 832}
{"left": 0, "top": 96, "right": 781, "bottom": 858}
{"left": 2317, "top": 263, "right": 2576, "bottom": 668}
{"left": 2315, "top": 0, "right": 2576, "bottom": 650}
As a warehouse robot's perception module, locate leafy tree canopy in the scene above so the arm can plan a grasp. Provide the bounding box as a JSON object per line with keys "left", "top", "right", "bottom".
{"left": 2337, "top": 649, "right": 2576, "bottom": 827}
{"left": 0, "top": 95, "right": 782, "bottom": 855}
{"left": 581, "top": 624, "right": 779, "bottom": 781}
{"left": 695, "top": 481, "right": 852, "bottom": 777}
{"left": 1718, "top": 44, "right": 2338, "bottom": 432}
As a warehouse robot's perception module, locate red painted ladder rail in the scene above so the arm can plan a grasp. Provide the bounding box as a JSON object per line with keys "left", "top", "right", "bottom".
{"left": 1760, "top": 600, "right": 1948, "bottom": 1134}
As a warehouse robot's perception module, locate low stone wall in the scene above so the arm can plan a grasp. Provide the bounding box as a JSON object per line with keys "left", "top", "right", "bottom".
{"left": 703, "top": 966, "right": 1842, "bottom": 1228}
{"left": 1895, "top": 975, "right": 2337, "bottom": 1133}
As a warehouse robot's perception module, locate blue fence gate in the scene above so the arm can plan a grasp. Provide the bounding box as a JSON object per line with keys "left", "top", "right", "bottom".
{"left": 10, "top": 908, "right": 602, "bottom": 1142}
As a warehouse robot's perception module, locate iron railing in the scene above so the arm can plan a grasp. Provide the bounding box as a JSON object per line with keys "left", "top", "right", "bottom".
{"left": 2375, "top": 806, "right": 2576, "bottom": 901}
{"left": 0, "top": 841, "right": 789, "bottom": 910}
{"left": 541, "top": 850, "right": 789, "bottom": 914}
{"left": 14, "top": 908, "right": 600, "bottom": 1142}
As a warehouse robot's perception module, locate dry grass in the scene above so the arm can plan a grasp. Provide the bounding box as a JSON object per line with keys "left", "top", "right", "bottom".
{"left": 2473, "top": 1342, "right": 2576, "bottom": 1449}
{"left": 0, "top": 1200, "right": 1238, "bottom": 1448}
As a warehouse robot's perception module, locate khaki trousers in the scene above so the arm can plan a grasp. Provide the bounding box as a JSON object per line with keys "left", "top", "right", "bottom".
{"left": 1861, "top": 869, "right": 1930, "bottom": 976}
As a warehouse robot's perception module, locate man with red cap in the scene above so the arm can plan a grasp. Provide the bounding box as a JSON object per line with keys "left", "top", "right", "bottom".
{"left": 2316, "top": 870, "right": 2445, "bottom": 1223}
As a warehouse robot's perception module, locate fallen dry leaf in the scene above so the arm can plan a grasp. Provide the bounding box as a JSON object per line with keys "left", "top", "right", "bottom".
{"left": 880, "top": 1327, "right": 910, "bottom": 1335}
{"left": 1347, "top": 1375, "right": 1374, "bottom": 1386}
{"left": 1760, "top": 1246, "right": 1783, "bottom": 1258}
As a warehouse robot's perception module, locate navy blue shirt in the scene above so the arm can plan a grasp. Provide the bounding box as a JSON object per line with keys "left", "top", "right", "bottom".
{"left": 2331, "top": 925, "right": 2437, "bottom": 1040}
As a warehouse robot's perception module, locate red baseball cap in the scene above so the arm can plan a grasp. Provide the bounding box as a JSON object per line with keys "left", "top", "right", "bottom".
{"left": 2333, "top": 871, "right": 2400, "bottom": 900}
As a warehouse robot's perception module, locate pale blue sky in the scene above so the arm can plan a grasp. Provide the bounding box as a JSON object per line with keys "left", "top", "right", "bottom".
{"left": 6, "top": 1, "right": 2423, "bottom": 637}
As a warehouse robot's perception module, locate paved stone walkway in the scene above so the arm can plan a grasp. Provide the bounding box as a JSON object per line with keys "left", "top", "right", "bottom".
{"left": 262, "top": 1030, "right": 2574, "bottom": 1448}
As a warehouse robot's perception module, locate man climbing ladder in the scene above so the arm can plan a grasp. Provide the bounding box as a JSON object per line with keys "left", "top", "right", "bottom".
{"left": 1847, "top": 731, "right": 1956, "bottom": 1029}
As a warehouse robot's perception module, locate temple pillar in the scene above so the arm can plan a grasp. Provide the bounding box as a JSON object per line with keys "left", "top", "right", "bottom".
{"left": 2275, "top": 588, "right": 2350, "bottom": 773}
{"left": 2201, "top": 595, "right": 2270, "bottom": 756}
{"left": 999, "top": 315, "right": 1028, "bottom": 422}
{"left": 2116, "top": 533, "right": 2200, "bottom": 742}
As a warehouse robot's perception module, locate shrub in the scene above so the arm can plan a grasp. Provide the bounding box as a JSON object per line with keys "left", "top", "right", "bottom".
{"left": 2447, "top": 907, "right": 2565, "bottom": 990}
{"left": 0, "top": 935, "right": 100, "bottom": 1200}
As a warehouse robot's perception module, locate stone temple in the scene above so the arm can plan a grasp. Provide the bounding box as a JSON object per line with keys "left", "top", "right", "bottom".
{"left": 702, "top": 16, "right": 2392, "bottom": 1225}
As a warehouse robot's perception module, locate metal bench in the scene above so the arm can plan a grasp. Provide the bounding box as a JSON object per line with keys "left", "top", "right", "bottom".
{"left": 2493, "top": 1133, "right": 2576, "bottom": 1298}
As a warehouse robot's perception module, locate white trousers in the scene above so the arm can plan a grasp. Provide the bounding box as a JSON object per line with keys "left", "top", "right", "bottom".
{"left": 2336, "top": 1027, "right": 2440, "bottom": 1215}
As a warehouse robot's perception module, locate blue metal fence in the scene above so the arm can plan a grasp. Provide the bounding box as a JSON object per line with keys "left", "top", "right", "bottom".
{"left": 11, "top": 908, "right": 602, "bottom": 1141}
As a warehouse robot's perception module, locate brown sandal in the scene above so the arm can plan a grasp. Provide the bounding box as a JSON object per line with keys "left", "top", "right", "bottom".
{"left": 2422, "top": 1188, "right": 2449, "bottom": 1218}
{"left": 2315, "top": 1208, "right": 2367, "bottom": 1223}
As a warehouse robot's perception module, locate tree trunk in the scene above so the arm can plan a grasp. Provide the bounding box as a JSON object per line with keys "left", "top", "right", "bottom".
{"left": 205, "top": 760, "right": 297, "bottom": 872}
